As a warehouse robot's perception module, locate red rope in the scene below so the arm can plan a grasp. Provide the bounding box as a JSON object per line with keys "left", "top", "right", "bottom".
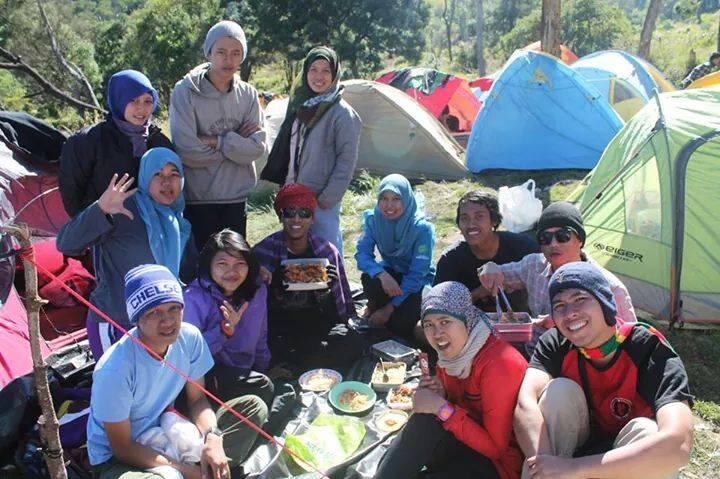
{"left": 21, "top": 248, "right": 329, "bottom": 478}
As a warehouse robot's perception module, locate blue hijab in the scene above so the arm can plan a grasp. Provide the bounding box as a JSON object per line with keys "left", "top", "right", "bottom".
{"left": 135, "top": 147, "right": 191, "bottom": 276}
{"left": 107, "top": 70, "right": 158, "bottom": 121}
{"left": 367, "top": 174, "right": 424, "bottom": 259}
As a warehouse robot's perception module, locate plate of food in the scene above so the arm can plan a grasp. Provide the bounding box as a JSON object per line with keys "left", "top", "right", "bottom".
{"left": 329, "top": 381, "right": 377, "bottom": 415}
{"left": 298, "top": 368, "right": 342, "bottom": 392}
{"left": 282, "top": 258, "right": 330, "bottom": 291}
{"left": 373, "top": 409, "right": 409, "bottom": 433}
{"left": 386, "top": 384, "right": 416, "bottom": 410}
{"left": 370, "top": 361, "right": 406, "bottom": 392}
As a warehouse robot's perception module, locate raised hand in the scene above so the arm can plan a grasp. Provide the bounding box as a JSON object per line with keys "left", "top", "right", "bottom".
{"left": 98, "top": 173, "right": 136, "bottom": 220}
{"left": 220, "top": 301, "right": 249, "bottom": 337}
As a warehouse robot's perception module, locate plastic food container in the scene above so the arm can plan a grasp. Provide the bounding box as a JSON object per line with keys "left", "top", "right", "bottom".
{"left": 370, "top": 361, "right": 406, "bottom": 392}
{"left": 281, "top": 258, "right": 330, "bottom": 291}
{"left": 486, "top": 312, "right": 533, "bottom": 343}
{"left": 386, "top": 384, "right": 416, "bottom": 410}
{"left": 371, "top": 340, "right": 417, "bottom": 364}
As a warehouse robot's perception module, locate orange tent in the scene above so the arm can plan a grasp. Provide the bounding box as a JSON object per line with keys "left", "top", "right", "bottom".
{"left": 523, "top": 41, "right": 578, "bottom": 65}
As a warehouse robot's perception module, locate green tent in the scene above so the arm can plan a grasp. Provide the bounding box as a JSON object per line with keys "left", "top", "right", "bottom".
{"left": 578, "top": 88, "right": 720, "bottom": 327}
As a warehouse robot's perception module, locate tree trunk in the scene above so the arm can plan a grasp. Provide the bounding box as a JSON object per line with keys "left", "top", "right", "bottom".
{"left": 638, "top": 0, "right": 662, "bottom": 59}
{"left": 442, "top": 0, "right": 457, "bottom": 63}
{"left": 541, "top": 0, "right": 561, "bottom": 58}
{"left": 475, "top": 0, "right": 486, "bottom": 76}
{"left": 4, "top": 224, "right": 67, "bottom": 479}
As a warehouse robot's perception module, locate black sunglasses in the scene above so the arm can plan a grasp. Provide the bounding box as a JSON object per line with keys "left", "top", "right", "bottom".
{"left": 281, "top": 207, "right": 313, "bottom": 219}
{"left": 537, "top": 227, "right": 576, "bottom": 246}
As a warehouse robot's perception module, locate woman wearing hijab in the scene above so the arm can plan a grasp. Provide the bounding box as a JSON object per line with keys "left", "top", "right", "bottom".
{"left": 375, "top": 282, "right": 527, "bottom": 479}
{"left": 57, "top": 147, "right": 196, "bottom": 359}
{"left": 261, "top": 46, "right": 361, "bottom": 253}
{"left": 355, "top": 174, "right": 435, "bottom": 339}
{"left": 60, "top": 70, "right": 174, "bottom": 217}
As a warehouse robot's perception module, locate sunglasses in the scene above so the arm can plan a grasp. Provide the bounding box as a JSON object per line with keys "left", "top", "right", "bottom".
{"left": 281, "top": 207, "right": 313, "bottom": 219}
{"left": 537, "top": 227, "right": 576, "bottom": 246}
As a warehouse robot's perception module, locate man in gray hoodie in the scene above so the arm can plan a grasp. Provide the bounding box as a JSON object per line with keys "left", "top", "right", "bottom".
{"left": 170, "top": 20, "right": 266, "bottom": 248}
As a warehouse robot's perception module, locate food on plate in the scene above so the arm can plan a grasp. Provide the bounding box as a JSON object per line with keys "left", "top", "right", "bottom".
{"left": 284, "top": 263, "right": 328, "bottom": 283}
{"left": 301, "top": 370, "right": 340, "bottom": 391}
{"left": 371, "top": 362, "right": 405, "bottom": 384}
{"left": 387, "top": 384, "right": 415, "bottom": 409}
{"left": 338, "top": 389, "right": 371, "bottom": 412}
{"left": 374, "top": 410, "right": 409, "bottom": 433}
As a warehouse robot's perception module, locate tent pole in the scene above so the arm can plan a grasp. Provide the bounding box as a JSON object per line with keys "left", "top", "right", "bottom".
{"left": 3, "top": 224, "right": 67, "bottom": 479}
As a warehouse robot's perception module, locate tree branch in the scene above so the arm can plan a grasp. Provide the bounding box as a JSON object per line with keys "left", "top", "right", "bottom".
{"left": 36, "top": 0, "right": 102, "bottom": 109}
{"left": 0, "top": 46, "right": 105, "bottom": 113}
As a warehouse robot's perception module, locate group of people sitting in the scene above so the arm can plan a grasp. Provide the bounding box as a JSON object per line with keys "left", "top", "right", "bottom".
{"left": 52, "top": 17, "right": 694, "bottom": 479}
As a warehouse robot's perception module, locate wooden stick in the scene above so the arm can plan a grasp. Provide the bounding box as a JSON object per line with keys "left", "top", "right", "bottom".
{"left": 3, "top": 224, "right": 67, "bottom": 479}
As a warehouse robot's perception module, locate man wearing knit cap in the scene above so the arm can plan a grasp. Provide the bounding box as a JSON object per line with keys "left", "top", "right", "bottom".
{"left": 478, "top": 201, "right": 636, "bottom": 353}
{"left": 514, "top": 262, "right": 693, "bottom": 479}
{"left": 170, "top": 20, "right": 266, "bottom": 248}
{"left": 87, "top": 264, "right": 268, "bottom": 479}
{"left": 252, "top": 183, "right": 362, "bottom": 376}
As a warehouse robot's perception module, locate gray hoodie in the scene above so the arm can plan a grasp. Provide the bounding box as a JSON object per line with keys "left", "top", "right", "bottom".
{"left": 170, "top": 64, "right": 267, "bottom": 204}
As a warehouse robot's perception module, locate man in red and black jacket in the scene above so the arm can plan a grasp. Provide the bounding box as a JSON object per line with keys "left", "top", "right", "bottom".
{"left": 514, "top": 262, "right": 693, "bottom": 479}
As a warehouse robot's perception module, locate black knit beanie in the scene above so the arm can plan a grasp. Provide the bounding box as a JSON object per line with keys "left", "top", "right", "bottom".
{"left": 537, "top": 201, "right": 586, "bottom": 246}
{"left": 549, "top": 262, "right": 617, "bottom": 326}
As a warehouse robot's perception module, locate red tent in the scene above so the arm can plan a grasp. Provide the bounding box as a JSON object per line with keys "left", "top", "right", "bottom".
{"left": 377, "top": 68, "right": 481, "bottom": 133}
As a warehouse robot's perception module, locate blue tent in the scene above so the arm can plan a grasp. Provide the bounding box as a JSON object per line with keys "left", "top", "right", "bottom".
{"left": 466, "top": 50, "right": 623, "bottom": 172}
{"left": 571, "top": 50, "right": 676, "bottom": 122}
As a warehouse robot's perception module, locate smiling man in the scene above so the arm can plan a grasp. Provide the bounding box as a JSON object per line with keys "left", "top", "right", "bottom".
{"left": 478, "top": 201, "right": 636, "bottom": 353}
{"left": 434, "top": 190, "right": 538, "bottom": 311}
{"left": 514, "top": 262, "right": 693, "bottom": 479}
{"left": 170, "top": 20, "right": 266, "bottom": 247}
{"left": 252, "top": 183, "right": 361, "bottom": 375}
{"left": 87, "top": 264, "right": 267, "bottom": 479}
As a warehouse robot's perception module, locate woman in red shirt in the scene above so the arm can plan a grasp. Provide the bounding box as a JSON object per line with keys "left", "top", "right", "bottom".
{"left": 375, "top": 281, "right": 527, "bottom": 479}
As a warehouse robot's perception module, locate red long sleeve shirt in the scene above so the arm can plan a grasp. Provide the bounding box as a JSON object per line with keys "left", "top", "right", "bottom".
{"left": 437, "top": 335, "right": 528, "bottom": 479}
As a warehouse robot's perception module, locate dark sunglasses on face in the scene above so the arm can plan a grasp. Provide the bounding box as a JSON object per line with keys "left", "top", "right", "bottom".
{"left": 281, "top": 207, "right": 313, "bottom": 219}
{"left": 537, "top": 227, "right": 576, "bottom": 246}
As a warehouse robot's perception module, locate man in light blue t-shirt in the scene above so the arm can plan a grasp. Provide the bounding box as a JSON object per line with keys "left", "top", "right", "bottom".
{"left": 87, "top": 264, "right": 268, "bottom": 479}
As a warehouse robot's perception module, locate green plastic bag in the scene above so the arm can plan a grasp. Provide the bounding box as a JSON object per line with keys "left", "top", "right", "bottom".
{"left": 284, "top": 413, "right": 366, "bottom": 472}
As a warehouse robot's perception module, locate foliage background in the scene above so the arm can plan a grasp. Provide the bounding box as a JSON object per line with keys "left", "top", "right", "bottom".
{"left": 2, "top": 0, "right": 720, "bottom": 130}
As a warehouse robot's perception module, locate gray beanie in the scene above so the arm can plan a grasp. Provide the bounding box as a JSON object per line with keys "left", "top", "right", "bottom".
{"left": 203, "top": 20, "right": 247, "bottom": 61}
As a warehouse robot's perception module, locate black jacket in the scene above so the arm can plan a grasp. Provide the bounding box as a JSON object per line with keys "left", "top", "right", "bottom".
{"left": 59, "top": 116, "right": 174, "bottom": 217}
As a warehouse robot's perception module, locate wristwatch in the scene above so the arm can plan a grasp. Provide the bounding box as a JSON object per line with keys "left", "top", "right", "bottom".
{"left": 436, "top": 402, "right": 455, "bottom": 422}
{"left": 204, "top": 426, "right": 223, "bottom": 441}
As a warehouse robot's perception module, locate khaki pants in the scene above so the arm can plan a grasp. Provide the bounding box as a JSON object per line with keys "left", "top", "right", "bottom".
{"left": 521, "top": 378, "right": 679, "bottom": 479}
{"left": 93, "top": 395, "right": 268, "bottom": 479}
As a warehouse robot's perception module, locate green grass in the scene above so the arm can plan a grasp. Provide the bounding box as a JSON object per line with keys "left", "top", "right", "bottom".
{"left": 247, "top": 170, "right": 720, "bottom": 478}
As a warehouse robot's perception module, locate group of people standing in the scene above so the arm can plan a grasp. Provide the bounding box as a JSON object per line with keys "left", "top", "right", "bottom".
{"left": 54, "top": 18, "right": 694, "bottom": 479}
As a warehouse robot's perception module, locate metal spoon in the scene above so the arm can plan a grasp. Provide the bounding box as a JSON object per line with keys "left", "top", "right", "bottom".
{"left": 379, "top": 361, "right": 389, "bottom": 383}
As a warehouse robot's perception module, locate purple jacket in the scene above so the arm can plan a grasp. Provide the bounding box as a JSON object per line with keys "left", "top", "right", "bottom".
{"left": 183, "top": 276, "right": 271, "bottom": 372}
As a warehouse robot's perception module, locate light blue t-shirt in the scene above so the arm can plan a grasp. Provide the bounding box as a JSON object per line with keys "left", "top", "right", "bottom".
{"left": 86, "top": 323, "right": 214, "bottom": 465}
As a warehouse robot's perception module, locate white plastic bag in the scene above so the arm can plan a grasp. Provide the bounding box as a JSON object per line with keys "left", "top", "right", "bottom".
{"left": 498, "top": 179, "right": 543, "bottom": 233}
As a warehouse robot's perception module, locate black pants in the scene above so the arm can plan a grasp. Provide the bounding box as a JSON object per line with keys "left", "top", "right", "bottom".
{"left": 268, "top": 318, "right": 366, "bottom": 376}
{"left": 185, "top": 201, "right": 247, "bottom": 251}
{"left": 361, "top": 270, "right": 422, "bottom": 340}
{"left": 205, "top": 364, "right": 275, "bottom": 409}
{"left": 375, "top": 414, "right": 500, "bottom": 479}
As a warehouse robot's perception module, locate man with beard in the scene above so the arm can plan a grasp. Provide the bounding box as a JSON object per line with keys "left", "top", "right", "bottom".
{"left": 434, "top": 190, "right": 538, "bottom": 311}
